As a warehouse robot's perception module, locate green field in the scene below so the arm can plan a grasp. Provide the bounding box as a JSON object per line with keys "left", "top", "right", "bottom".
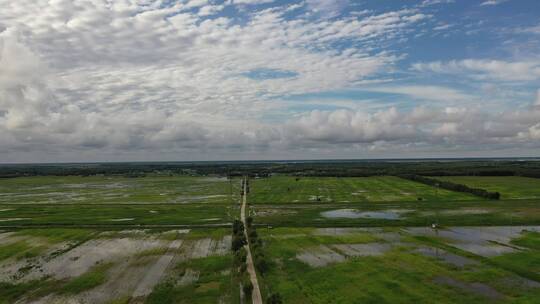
{"left": 435, "top": 176, "right": 540, "bottom": 200}
{"left": 0, "top": 175, "right": 238, "bottom": 204}
{"left": 250, "top": 200, "right": 540, "bottom": 227}
{"left": 250, "top": 176, "right": 475, "bottom": 204}
{"left": 0, "top": 204, "right": 235, "bottom": 226}
{"left": 1, "top": 173, "right": 540, "bottom": 303}
{"left": 257, "top": 227, "right": 540, "bottom": 303}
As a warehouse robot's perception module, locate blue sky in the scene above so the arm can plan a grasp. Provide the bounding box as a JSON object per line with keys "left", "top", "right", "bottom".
{"left": 0, "top": 0, "right": 539, "bottom": 162}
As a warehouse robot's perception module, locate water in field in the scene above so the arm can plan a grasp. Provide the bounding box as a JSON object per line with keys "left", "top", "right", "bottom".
{"left": 321, "top": 209, "right": 408, "bottom": 220}
{"left": 406, "top": 226, "right": 540, "bottom": 257}
{"left": 416, "top": 247, "right": 478, "bottom": 268}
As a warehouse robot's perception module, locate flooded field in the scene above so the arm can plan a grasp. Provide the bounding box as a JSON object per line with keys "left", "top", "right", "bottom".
{"left": 320, "top": 209, "right": 411, "bottom": 219}
{"left": 0, "top": 228, "right": 234, "bottom": 304}
{"left": 258, "top": 226, "right": 540, "bottom": 303}
{"left": 1, "top": 174, "right": 540, "bottom": 303}
{"left": 0, "top": 175, "right": 239, "bottom": 205}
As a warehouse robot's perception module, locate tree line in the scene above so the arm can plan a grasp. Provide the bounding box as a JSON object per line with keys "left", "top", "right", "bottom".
{"left": 399, "top": 174, "right": 500, "bottom": 200}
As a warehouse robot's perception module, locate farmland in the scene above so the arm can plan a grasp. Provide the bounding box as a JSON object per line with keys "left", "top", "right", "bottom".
{"left": 246, "top": 174, "right": 540, "bottom": 303}
{"left": 0, "top": 228, "right": 235, "bottom": 304}
{"left": 250, "top": 176, "right": 475, "bottom": 204}
{"left": 1, "top": 161, "right": 540, "bottom": 303}
{"left": 256, "top": 226, "right": 540, "bottom": 303}
{"left": 0, "top": 175, "right": 238, "bottom": 205}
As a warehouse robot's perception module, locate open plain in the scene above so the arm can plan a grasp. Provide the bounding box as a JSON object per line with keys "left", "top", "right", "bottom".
{"left": 1, "top": 166, "right": 540, "bottom": 303}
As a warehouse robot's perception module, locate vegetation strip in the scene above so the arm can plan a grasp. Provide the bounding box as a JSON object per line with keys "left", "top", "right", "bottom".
{"left": 399, "top": 174, "right": 500, "bottom": 200}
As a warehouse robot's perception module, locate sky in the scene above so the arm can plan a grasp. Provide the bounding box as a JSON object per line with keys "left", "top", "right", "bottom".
{"left": 0, "top": 0, "right": 540, "bottom": 162}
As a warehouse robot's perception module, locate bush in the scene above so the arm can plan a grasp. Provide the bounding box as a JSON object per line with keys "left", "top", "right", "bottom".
{"left": 243, "top": 280, "right": 253, "bottom": 297}
{"left": 267, "top": 293, "right": 283, "bottom": 304}
{"left": 234, "top": 247, "right": 247, "bottom": 267}
{"left": 232, "top": 234, "right": 246, "bottom": 252}
{"left": 233, "top": 220, "right": 244, "bottom": 235}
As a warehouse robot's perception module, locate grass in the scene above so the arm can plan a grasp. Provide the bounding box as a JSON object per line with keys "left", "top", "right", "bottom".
{"left": 14, "top": 228, "right": 95, "bottom": 243}
{"left": 147, "top": 254, "right": 235, "bottom": 304}
{"left": 0, "top": 279, "right": 59, "bottom": 304}
{"left": 511, "top": 231, "right": 540, "bottom": 250}
{"left": 0, "top": 204, "right": 234, "bottom": 226}
{"left": 435, "top": 176, "right": 540, "bottom": 200}
{"left": 60, "top": 262, "right": 113, "bottom": 294}
{"left": 1, "top": 174, "right": 540, "bottom": 303}
{"left": 0, "top": 240, "right": 48, "bottom": 261}
{"left": 258, "top": 228, "right": 540, "bottom": 303}
{"left": 250, "top": 176, "right": 475, "bottom": 204}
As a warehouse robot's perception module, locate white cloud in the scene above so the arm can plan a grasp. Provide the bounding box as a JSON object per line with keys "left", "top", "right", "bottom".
{"left": 412, "top": 59, "right": 540, "bottom": 81}
{"left": 198, "top": 4, "right": 225, "bottom": 16}
{"left": 234, "top": 0, "right": 275, "bottom": 5}
{"left": 286, "top": 106, "right": 540, "bottom": 146}
{"left": 480, "top": 0, "right": 509, "bottom": 6}
{"left": 0, "top": 0, "right": 538, "bottom": 161}
{"left": 364, "top": 85, "right": 474, "bottom": 103}
{"left": 518, "top": 24, "right": 540, "bottom": 35}
{"left": 306, "top": 0, "right": 349, "bottom": 18}
{"left": 420, "top": 0, "right": 455, "bottom": 7}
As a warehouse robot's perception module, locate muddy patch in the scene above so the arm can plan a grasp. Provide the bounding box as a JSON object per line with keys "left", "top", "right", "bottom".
{"left": 405, "top": 226, "right": 540, "bottom": 257}
{"left": 416, "top": 247, "right": 478, "bottom": 268}
{"left": 421, "top": 208, "right": 490, "bottom": 216}
{"left": 332, "top": 243, "right": 391, "bottom": 257}
{"left": 296, "top": 245, "right": 345, "bottom": 267}
{"left": 180, "top": 236, "right": 232, "bottom": 260}
{"left": 132, "top": 239, "right": 183, "bottom": 298}
{"left": 321, "top": 209, "right": 409, "bottom": 220}
{"left": 178, "top": 268, "right": 200, "bottom": 286}
{"left": 0, "top": 218, "right": 30, "bottom": 222}
{"left": 108, "top": 218, "right": 135, "bottom": 222}
{"left": 23, "top": 237, "right": 167, "bottom": 281}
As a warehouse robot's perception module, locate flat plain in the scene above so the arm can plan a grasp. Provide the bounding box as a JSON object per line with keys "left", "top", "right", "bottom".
{"left": 1, "top": 172, "right": 540, "bottom": 303}
{"left": 248, "top": 175, "right": 540, "bottom": 304}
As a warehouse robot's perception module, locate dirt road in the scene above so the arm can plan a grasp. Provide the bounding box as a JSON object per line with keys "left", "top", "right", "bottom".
{"left": 241, "top": 178, "right": 263, "bottom": 304}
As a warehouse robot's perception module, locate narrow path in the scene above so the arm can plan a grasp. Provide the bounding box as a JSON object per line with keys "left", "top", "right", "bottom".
{"left": 241, "top": 178, "right": 263, "bottom": 304}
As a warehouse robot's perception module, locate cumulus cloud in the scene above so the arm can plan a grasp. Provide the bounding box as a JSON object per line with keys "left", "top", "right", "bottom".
{"left": 234, "top": 0, "right": 275, "bottom": 5}
{"left": 0, "top": 0, "right": 538, "bottom": 161}
{"left": 286, "top": 106, "right": 540, "bottom": 146}
{"left": 306, "top": 0, "right": 349, "bottom": 18}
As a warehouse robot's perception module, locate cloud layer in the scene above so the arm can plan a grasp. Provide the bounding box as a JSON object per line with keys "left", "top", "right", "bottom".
{"left": 0, "top": 0, "right": 539, "bottom": 162}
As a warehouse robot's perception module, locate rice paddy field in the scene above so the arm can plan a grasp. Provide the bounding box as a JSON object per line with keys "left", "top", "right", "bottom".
{"left": 0, "top": 228, "right": 236, "bottom": 304}
{"left": 249, "top": 176, "right": 476, "bottom": 204}
{"left": 1, "top": 173, "right": 540, "bottom": 303}
{"left": 0, "top": 175, "right": 238, "bottom": 205}
{"left": 257, "top": 226, "right": 540, "bottom": 303}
